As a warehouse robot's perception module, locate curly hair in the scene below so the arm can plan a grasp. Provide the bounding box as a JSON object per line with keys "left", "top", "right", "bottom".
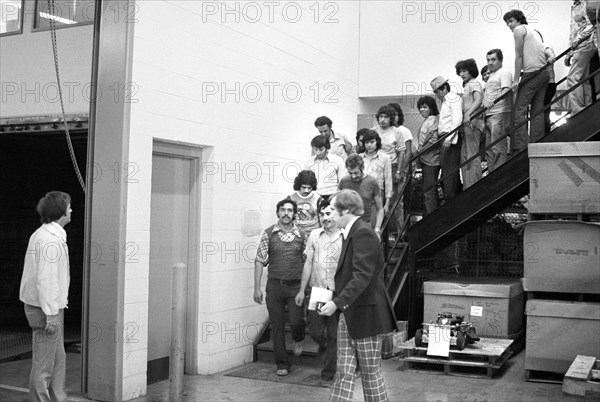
{"left": 293, "top": 170, "right": 318, "bottom": 191}
{"left": 417, "top": 96, "right": 439, "bottom": 116}
{"left": 455, "top": 58, "right": 479, "bottom": 80}
{"left": 375, "top": 105, "right": 396, "bottom": 122}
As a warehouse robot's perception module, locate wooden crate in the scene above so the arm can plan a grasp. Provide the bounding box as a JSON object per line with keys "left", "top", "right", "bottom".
{"left": 563, "top": 355, "right": 600, "bottom": 397}
{"left": 525, "top": 300, "right": 600, "bottom": 374}
{"left": 423, "top": 278, "right": 524, "bottom": 338}
{"left": 397, "top": 337, "right": 513, "bottom": 378}
{"left": 521, "top": 220, "right": 600, "bottom": 294}
{"left": 528, "top": 142, "right": 600, "bottom": 214}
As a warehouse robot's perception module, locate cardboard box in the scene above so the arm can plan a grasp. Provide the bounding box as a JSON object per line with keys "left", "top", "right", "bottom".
{"left": 525, "top": 300, "right": 600, "bottom": 374}
{"left": 381, "top": 321, "right": 408, "bottom": 359}
{"left": 528, "top": 142, "right": 600, "bottom": 214}
{"left": 522, "top": 220, "right": 600, "bottom": 293}
{"left": 423, "top": 278, "right": 524, "bottom": 338}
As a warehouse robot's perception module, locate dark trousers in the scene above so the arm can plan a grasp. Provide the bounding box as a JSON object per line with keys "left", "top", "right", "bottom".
{"left": 439, "top": 138, "right": 462, "bottom": 202}
{"left": 308, "top": 309, "right": 340, "bottom": 380}
{"left": 265, "top": 279, "right": 306, "bottom": 370}
{"left": 386, "top": 163, "right": 401, "bottom": 234}
{"left": 544, "top": 82, "right": 557, "bottom": 134}
{"left": 512, "top": 69, "right": 550, "bottom": 151}
{"left": 422, "top": 164, "right": 441, "bottom": 215}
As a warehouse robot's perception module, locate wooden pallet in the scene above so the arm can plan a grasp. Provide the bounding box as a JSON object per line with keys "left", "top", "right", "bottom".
{"left": 397, "top": 337, "right": 513, "bottom": 379}
{"left": 525, "top": 369, "right": 564, "bottom": 384}
{"left": 526, "top": 291, "right": 600, "bottom": 302}
{"left": 527, "top": 212, "right": 600, "bottom": 222}
{"left": 563, "top": 355, "right": 600, "bottom": 397}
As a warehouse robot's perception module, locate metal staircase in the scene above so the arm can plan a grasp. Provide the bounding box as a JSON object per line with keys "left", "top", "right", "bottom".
{"left": 382, "top": 43, "right": 600, "bottom": 329}
{"left": 408, "top": 99, "right": 600, "bottom": 258}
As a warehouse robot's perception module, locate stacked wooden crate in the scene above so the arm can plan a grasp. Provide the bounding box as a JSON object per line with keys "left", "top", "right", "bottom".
{"left": 523, "top": 142, "right": 600, "bottom": 380}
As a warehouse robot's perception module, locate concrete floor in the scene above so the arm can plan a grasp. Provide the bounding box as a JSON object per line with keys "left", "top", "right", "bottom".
{"left": 0, "top": 349, "right": 586, "bottom": 402}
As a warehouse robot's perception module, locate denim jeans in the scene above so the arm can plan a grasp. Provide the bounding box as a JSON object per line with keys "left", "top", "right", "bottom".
{"left": 421, "top": 164, "right": 441, "bottom": 215}
{"left": 512, "top": 69, "right": 550, "bottom": 151}
{"left": 567, "top": 41, "right": 598, "bottom": 114}
{"left": 461, "top": 121, "right": 483, "bottom": 189}
{"left": 484, "top": 112, "right": 509, "bottom": 173}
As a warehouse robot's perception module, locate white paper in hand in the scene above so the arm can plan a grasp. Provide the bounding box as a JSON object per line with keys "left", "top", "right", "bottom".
{"left": 426, "top": 324, "right": 450, "bottom": 357}
{"left": 308, "top": 287, "right": 333, "bottom": 310}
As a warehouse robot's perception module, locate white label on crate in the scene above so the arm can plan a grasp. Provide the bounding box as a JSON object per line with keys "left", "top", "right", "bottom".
{"left": 470, "top": 306, "right": 483, "bottom": 317}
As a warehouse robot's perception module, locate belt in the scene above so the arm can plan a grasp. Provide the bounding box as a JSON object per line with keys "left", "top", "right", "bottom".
{"left": 270, "top": 278, "right": 301, "bottom": 286}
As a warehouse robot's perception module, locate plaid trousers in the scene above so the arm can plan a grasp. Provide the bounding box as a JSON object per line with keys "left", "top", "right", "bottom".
{"left": 329, "top": 314, "right": 388, "bottom": 402}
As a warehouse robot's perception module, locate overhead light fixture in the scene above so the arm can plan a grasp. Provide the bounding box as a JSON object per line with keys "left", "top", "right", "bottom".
{"left": 39, "top": 11, "right": 76, "bottom": 24}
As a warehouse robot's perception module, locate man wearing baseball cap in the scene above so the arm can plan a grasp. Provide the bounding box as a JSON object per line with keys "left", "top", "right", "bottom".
{"left": 430, "top": 76, "right": 463, "bottom": 203}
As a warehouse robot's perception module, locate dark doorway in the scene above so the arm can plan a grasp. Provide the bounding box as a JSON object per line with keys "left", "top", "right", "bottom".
{"left": 0, "top": 129, "right": 87, "bottom": 362}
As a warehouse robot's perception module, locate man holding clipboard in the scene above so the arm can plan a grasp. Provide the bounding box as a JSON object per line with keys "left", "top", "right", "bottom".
{"left": 318, "top": 189, "right": 397, "bottom": 402}
{"left": 295, "top": 198, "right": 343, "bottom": 385}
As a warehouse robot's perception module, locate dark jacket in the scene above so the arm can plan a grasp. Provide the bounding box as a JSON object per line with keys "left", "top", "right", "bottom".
{"left": 333, "top": 218, "right": 397, "bottom": 339}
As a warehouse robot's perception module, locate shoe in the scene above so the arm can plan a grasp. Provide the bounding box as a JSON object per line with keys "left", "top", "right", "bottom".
{"left": 321, "top": 377, "right": 334, "bottom": 387}
{"left": 276, "top": 368, "right": 289, "bottom": 376}
{"left": 293, "top": 339, "right": 304, "bottom": 356}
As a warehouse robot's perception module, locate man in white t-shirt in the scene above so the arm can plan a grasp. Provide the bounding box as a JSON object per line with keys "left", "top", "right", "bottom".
{"left": 483, "top": 48, "right": 513, "bottom": 172}
{"left": 504, "top": 9, "right": 550, "bottom": 152}
{"left": 304, "top": 135, "right": 347, "bottom": 203}
{"left": 371, "top": 104, "right": 412, "bottom": 234}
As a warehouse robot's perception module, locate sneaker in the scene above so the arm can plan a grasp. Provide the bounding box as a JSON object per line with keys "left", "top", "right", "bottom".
{"left": 276, "top": 368, "right": 289, "bottom": 376}
{"left": 293, "top": 339, "right": 304, "bottom": 356}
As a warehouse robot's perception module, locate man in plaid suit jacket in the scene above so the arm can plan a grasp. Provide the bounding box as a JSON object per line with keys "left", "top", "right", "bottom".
{"left": 318, "top": 189, "right": 397, "bottom": 402}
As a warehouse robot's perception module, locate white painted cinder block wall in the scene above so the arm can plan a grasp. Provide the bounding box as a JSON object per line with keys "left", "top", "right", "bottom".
{"left": 359, "top": 1, "right": 572, "bottom": 98}
{"left": 121, "top": 1, "right": 361, "bottom": 395}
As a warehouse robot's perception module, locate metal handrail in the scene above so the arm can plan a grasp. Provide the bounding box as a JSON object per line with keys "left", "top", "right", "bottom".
{"left": 381, "top": 30, "right": 597, "bottom": 237}
{"left": 381, "top": 30, "right": 599, "bottom": 301}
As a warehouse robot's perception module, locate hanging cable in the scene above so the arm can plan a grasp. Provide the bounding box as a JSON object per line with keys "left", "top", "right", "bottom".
{"left": 47, "top": 0, "right": 86, "bottom": 193}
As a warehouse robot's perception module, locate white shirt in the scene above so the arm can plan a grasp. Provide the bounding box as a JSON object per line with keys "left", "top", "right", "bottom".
{"left": 20, "top": 222, "right": 70, "bottom": 316}
{"left": 438, "top": 92, "right": 463, "bottom": 144}
{"left": 373, "top": 125, "right": 412, "bottom": 164}
{"left": 304, "top": 153, "right": 347, "bottom": 196}
{"left": 304, "top": 228, "right": 343, "bottom": 290}
{"left": 341, "top": 216, "right": 361, "bottom": 240}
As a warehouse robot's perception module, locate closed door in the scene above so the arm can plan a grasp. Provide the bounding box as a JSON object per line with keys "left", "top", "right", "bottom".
{"left": 148, "top": 153, "right": 191, "bottom": 383}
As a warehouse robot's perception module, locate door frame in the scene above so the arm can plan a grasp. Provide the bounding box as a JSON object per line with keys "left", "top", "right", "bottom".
{"left": 152, "top": 139, "right": 202, "bottom": 374}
